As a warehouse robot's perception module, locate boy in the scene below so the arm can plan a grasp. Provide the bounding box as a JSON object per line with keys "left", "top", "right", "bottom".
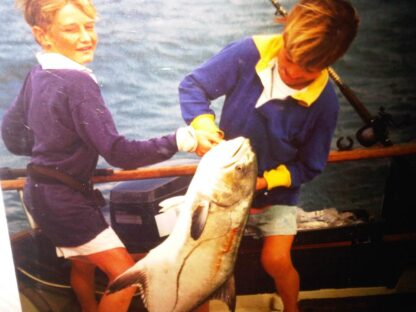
{"left": 179, "top": 1, "right": 359, "bottom": 311}
{"left": 2, "top": 1, "right": 210, "bottom": 311}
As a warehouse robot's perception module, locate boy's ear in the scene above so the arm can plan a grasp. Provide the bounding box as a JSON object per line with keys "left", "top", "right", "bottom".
{"left": 32, "top": 26, "right": 52, "bottom": 50}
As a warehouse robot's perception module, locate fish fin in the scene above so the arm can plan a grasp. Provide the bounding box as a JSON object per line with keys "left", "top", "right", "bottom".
{"left": 107, "top": 267, "right": 148, "bottom": 307}
{"left": 159, "top": 195, "right": 185, "bottom": 213}
{"left": 209, "top": 275, "right": 236, "bottom": 312}
{"left": 191, "top": 200, "right": 210, "bottom": 240}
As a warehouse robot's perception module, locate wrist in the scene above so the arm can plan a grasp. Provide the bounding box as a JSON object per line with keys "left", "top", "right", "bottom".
{"left": 176, "top": 126, "right": 197, "bottom": 152}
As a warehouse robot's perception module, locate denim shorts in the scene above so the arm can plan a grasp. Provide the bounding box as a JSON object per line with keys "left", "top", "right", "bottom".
{"left": 247, "top": 204, "right": 298, "bottom": 236}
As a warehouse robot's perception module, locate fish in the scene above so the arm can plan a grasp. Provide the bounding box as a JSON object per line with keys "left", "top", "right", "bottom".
{"left": 107, "top": 137, "right": 257, "bottom": 312}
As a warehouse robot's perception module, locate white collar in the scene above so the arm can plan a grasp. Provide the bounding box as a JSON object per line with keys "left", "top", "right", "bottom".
{"left": 256, "top": 59, "right": 300, "bottom": 108}
{"left": 36, "top": 52, "right": 97, "bottom": 83}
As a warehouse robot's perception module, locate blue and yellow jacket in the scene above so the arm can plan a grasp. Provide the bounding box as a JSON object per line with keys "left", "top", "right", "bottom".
{"left": 179, "top": 35, "right": 339, "bottom": 207}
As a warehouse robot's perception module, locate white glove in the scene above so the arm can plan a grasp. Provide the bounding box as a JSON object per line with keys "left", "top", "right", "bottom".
{"left": 176, "top": 126, "right": 198, "bottom": 152}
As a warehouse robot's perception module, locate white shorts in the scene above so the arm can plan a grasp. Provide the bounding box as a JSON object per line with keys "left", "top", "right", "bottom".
{"left": 247, "top": 204, "right": 298, "bottom": 236}
{"left": 56, "top": 227, "right": 125, "bottom": 258}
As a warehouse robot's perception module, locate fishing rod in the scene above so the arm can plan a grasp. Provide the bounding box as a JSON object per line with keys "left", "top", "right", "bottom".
{"left": 269, "top": 0, "right": 393, "bottom": 149}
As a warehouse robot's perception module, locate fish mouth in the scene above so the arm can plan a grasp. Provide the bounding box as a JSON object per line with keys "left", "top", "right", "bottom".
{"left": 233, "top": 137, "right": 251, "bottom": 157}
{"left": 222, "top": 138, "right": 250, "bottom": 169}
{"left": 232, "top": 140, "right": 244, "bottom": 157}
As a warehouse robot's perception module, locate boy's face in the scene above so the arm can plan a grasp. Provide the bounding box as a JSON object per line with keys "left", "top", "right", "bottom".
{"left": 277, "top": 48, "right": 321, "bottom": 89}
{"left": 43, "top": 3, "right": 97, "bottom": 65}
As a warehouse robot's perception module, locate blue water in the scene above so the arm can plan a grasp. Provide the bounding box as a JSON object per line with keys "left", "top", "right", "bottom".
{"left": 1, "top": 0, "right": 415, "bottom": 234}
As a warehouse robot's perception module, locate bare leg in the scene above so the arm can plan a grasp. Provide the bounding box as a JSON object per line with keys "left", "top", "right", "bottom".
{"left": 261, "top": 235, "right": 299, "bottom": 312}
{"left": 71, "top": 258, "right": 98, "bottom": 312}
{"left": 85, "top": 247, "right": 136, "bottom": 312}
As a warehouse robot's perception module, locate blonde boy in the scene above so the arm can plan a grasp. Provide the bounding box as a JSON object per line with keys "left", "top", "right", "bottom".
{"left": 180, "top": 1, "right": 359, "bottom": 311}
{"left": 3, "top": 1, "right": 204, "bottom": 311}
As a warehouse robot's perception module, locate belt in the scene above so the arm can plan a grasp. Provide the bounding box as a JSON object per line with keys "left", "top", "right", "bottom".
{"left": 27, "top": 164, "right": 105, "bottom": 207}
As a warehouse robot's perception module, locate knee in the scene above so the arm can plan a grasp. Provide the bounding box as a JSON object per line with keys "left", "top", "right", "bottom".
{"left": 261, "top": 252, "right": 294, "bottom": 278}
{"left": 85, "top": 248, "right": 135, "bottom": 282}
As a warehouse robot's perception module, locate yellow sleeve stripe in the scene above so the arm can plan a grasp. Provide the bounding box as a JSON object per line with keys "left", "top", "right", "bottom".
{"left": 263, "top": 164, "right": 291, "bottom": 190}
{"left": 190, "top": 114, "right": 224, "bottom": 136}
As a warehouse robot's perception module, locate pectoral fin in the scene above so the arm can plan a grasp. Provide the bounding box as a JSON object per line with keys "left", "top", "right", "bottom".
{"left": 209, "top": 275, "right": 236, "bottom": 312}
{"left": 191, "top": 200, "right": 210, "bottom": 240}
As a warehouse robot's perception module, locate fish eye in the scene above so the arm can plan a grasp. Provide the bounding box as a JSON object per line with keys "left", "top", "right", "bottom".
{"left": 235, "top": 165, "right": 243, "bottom": 171}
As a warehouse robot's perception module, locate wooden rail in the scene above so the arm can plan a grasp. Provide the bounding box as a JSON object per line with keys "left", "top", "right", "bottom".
{"left": 2, "top": 142, "right": 416, "bottom": 191}
{"left": 327, "top": 142, "right": 416, "bottom": 162}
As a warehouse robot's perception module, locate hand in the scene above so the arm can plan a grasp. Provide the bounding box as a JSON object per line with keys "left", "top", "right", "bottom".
{"left": 255, "top": 177, "right": 267, "bottom": 191}
{"left": 194, "top": 130, "right": 223, "bottom": 157}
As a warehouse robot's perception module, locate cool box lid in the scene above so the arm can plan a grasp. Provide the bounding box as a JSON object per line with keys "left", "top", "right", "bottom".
{"left": 110, "top": 175, "right": 192, "bottom": 204}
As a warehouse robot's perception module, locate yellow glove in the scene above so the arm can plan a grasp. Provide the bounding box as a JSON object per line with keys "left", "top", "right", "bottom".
{"left": 190, "top": 114, "right": 224, "bottom": 156}
{"left": 263, "top": 165, "right": 291, "bottom": 190}
{"left": 190, "top": 114, "right": 224, "bottom": 138}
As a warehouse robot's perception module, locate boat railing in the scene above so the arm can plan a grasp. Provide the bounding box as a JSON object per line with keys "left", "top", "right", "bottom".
{"left": 1, "top": 142, "right": 416, "bottom": 192}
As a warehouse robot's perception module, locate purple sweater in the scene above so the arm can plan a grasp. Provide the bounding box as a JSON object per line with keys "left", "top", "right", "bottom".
{"left": 1, "top": 65, "right": 178, "bottom": 246}
{"left": 2, "top": 65, "right": 178, "bottom": 180}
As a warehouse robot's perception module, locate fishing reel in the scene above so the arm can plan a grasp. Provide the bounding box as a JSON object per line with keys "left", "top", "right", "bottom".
{"left": 337, "top": 107, "right": 394, "bottom": 151}
{"left": 355, "top": 107, "right": 393, "bottom": 147}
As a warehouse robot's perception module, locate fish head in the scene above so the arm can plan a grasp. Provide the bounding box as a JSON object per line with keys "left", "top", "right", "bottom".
{"left": 191, "top": 136, "right": 257, "bottom": 207}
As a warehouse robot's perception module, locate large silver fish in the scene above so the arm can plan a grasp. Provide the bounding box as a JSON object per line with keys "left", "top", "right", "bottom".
{"left": 108, "top": 137, "right": 257, "bottom": 312}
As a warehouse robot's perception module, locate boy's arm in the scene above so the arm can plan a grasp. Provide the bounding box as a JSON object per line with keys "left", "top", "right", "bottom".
{"left": 179, "top": 38, "right": 253, "bottom": 154}
{"left": 179, "top": 40, "right": 244, "bottom": 123}
{"left": 1, "top": 84, "right": 34, "bottom": 156}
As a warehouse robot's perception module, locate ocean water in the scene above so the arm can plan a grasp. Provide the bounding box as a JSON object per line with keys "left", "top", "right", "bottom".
{"left": 0, "top": 0, "right": 415, "bottom": 234}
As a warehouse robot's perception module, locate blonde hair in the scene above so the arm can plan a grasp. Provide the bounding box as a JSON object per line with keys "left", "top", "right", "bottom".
{"left": 282, "top": 0, "right": 359, "bottom": 70}
{"left": 16, "top": 0, "right": 96, "bottom": 29}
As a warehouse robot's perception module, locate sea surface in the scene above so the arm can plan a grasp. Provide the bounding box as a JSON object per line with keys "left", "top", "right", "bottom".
{"left": 1, "top": 0, "right": 415, "bottom": 235}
